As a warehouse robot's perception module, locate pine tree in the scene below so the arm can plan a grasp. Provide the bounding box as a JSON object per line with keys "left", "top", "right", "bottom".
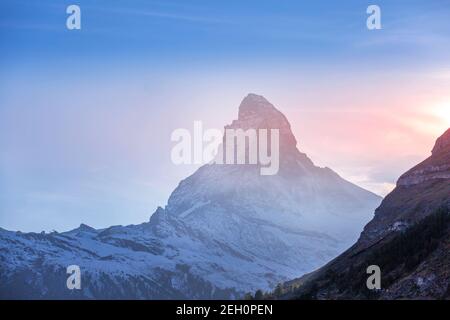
{"left": 254, "top": 289, "right": 264, "bottom": 300}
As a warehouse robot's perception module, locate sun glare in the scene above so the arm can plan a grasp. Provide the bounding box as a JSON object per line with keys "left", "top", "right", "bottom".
{"left": 432, "top": 102, "right": 450, "bottom": 126}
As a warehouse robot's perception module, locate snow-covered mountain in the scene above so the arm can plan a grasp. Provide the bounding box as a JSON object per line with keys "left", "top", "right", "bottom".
{"left": 0, "top": 94, "right": 381, "bottom": 299}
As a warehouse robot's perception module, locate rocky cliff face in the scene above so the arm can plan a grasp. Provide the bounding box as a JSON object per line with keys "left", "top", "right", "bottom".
{"left": 275, "top": 128, "right": 450, "bottom": 300}
{"left": 397, "top": 128, "right": 450, "bottom": 187}
{"left": 225, "top": 94, "right": 302, "bottom": 163}
{"left": 359, "top": 128, "right": 450, "bottom": 247}
{"left": 0, "top": 94, "right": 381, "bottom": 299}
{"left": 432, "top": 128, "right": 450, "bottom": 154}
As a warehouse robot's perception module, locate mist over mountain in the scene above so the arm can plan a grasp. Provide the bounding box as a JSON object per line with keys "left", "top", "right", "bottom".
{"left": 0, "top": 94, "right": 381, "bottom": 299}
{"left": 273, "top": 128, "right": 450, "bottom": 300}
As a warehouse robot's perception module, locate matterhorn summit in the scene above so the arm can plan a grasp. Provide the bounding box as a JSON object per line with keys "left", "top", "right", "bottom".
{"left": 0, "top": 94, "right": 381, "bottom": 299}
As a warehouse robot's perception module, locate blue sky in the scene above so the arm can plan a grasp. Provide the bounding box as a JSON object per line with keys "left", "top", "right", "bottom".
{"left": 1, "top": 0, "right": 450, "bottom": 232}
{"left": 2, "top": 0, "right": 449, "bottom": 68}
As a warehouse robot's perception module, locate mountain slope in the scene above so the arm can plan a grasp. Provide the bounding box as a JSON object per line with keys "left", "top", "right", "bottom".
{"left": 0, "top": 94, "right": 381, "bottom": 299}
{"left": 273, "top": 128, "right": 450, "bottom": 300}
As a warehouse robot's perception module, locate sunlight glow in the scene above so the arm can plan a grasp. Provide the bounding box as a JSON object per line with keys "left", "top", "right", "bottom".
{"left": 431, "top": 101, "right": 450, "bottom": 126}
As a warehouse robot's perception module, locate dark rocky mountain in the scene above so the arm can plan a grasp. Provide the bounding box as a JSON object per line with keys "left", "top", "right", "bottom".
{"left": 271, "top": 128, "right": 450, "bottom": 300}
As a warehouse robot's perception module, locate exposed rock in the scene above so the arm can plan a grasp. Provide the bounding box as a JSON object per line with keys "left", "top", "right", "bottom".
{"left": 272, "top": 127, "right": 450, "bottom": 300}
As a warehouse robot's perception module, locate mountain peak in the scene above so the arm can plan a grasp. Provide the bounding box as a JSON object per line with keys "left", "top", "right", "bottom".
{"left": 432, "top": 128, "right": 450, "bottom": 155}
{"left": 238, "top": 93, "right": 282, "bottom": 122}
{"left": 75, "top": 223, "right": 97, "bottom": 233}
{"left": 227, "top": 94, "right": 298, "bottom": 154}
